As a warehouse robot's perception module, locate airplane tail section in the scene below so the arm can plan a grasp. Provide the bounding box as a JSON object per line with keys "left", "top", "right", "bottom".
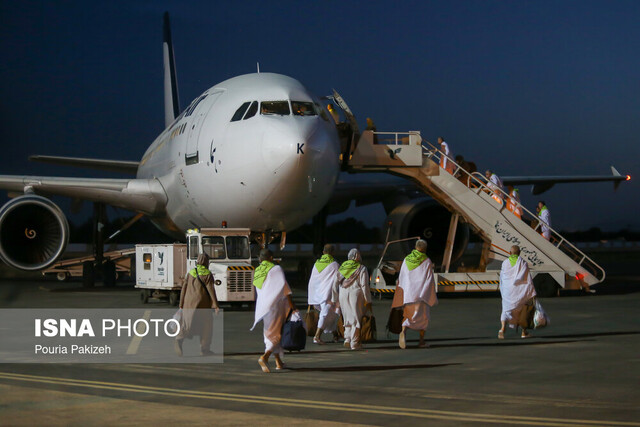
{"left": 163, "top": 12, "right": 181, "bottom": 127}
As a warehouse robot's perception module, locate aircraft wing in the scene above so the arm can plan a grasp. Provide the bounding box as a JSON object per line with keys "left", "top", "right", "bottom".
{"left": 29, "top": 155, "right": 139, "bottom": 174}
{"left": 502, "top": 166, "right": 630, "bottom": 195}
{"left": 0, "top": 175, "right": 167, "bottom": 215}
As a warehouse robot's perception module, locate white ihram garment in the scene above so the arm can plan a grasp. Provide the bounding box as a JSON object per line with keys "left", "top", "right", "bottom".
{"left": 308, "top": 261, "right": 340, "bottom": 332}
{"left": 251, "top": 265, "right": 291, "bottom": 355}
{"left": 393, "top": 258, "right": 438, "bottom": 330}
{"left": 333, "top": 266, "right": 370, "bottom": 348}
{"left": 499, "top": 257, "right": 536, "bottom": 328}
{"left": 539, "top": 208, "right": 552, "bottom": 240}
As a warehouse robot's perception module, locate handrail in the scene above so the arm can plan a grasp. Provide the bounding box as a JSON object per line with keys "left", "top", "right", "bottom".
{"left": 418, "top": 138, "right": 605, "bottom": 282}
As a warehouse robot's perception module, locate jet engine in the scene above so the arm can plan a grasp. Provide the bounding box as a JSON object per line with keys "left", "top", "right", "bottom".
{"left": 385, "top": 199, "right": 469, "bottom": 265}
{"left": 0, "top": 195, "right": 69, "bottom": 271}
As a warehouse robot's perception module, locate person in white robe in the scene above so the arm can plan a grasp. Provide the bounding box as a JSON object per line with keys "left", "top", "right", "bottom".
{"left": 537, "top": 201, "right": 552, "bottom": 240}
{"left": 438, "top": 137, "right": 454, "bottom": 174}
{"left": 251, "top": 248, "right": 296, "bottom": 373}
{"left": 498, "top": 245, "right": 537, "bottom": 339}
{"left": 485, "top": 169, "right": 505, "bottom": 204}
{"left": 392, "top": 239, "right": 438, "bottom": 349}
{"left": 308, "top": 244, "right": 340, "bottom": 344}
{"left": 506, "top": 186, "right": 523, "bottom": 219}
{"left": 332, "top": 248, "right": 371, "bottom": 350}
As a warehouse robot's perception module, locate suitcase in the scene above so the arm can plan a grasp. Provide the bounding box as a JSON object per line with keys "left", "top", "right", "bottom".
{"left": 282, "top": 311, "right": 307, "bottom": 351}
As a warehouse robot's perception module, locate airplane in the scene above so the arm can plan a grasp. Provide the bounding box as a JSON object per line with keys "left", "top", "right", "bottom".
{"left": 0, "top": 12, "right": 629, "bottom": 275}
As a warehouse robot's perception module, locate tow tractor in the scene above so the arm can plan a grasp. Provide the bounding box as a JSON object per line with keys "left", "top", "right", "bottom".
{"left": 135, "top": 228, "right": 255, "bottom": 306}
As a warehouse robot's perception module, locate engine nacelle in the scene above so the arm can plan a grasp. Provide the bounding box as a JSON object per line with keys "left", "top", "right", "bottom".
{"left": 385, "top": 200, "right": 469, "bottom": 265}
{"left": 0, "top": 195, "right": 69, "bottom": 271}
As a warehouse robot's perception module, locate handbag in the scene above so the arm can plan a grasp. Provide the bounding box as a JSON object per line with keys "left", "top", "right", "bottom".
{"left": 360, "top": 307, "right": 377, "bottom": 342}
{"left": 304, "top": 305, "right": 319, "bottom": 337}
{"left": 168, "top": 308, "right": 182, "bottom": 334}
{"left": 387, "top": 307, "right": 404, "bottom": 335}
{"left": 518, "top": 298, "right": 536, "bottom": 329}
{"left": 281, "top": 310, "right": 306, "bottom": 351}
{"left": 335, "top": 315, "right": 345, "bottom": 339}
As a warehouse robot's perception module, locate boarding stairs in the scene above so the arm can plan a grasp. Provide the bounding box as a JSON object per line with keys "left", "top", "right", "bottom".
{"left": 347, "top": 130, "right": 605, "bottom": 292}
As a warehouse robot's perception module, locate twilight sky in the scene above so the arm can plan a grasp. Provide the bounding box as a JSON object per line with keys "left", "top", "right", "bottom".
{"left": 0, "top": 0, "right": 638, "bottom": 232}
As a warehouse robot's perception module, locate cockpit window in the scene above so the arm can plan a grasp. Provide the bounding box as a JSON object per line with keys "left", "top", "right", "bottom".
{"left": 260, "top": 101, "right": 290, "bottom": 116}
{"left": 231, "top": 102, "right": 251, "bottom": 122}
{"left": 292, "top": 101, "right": 317, "bottom": 116}
{"left": 243, "top": 101, "right": 258, "bottom": 120}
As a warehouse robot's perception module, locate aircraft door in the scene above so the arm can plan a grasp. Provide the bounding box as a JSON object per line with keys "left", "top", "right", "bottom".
{"left": 185, "top": 91, "right": 223, "bottom": 164}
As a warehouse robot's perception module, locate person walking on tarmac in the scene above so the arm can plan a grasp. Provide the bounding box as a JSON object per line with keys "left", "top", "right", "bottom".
{"left": 392, "top": 239, "right": 438, "bottom": 349}
{"left": 308, "top": 244, "right": 341, "bottom": 345}
{"left": 251, "top": 249, "right": 297, "bottom": 373}
{"left": 332, "top": 249, "right": 371, "bottom": 351}
{"left": 176, "top": 253, "right": 220, "bottom": 357}
{"left": 438, "top": 137, "right": 454, "bottom": 174}
{"left": 498, "top": 245, "right": 536, "bottom": 339}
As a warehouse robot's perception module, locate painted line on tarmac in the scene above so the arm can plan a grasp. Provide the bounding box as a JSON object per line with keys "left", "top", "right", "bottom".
{"left": 125, "top": 310, "right": 151, "bottom": 355}
{"left": 0, "top": 372, "right": 638, "bottom": 426}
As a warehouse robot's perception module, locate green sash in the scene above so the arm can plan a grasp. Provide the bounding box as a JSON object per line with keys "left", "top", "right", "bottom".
{"left": 339, "top": 260, "right": 360, "bottom": 279}
{"left": 315, "top": 254, "right": 335, "bottom": 273}
{"left": 538, "top": 206, "right": 548, "bottom": 217}
{"left": 189, "top": 265, "right": 211, "bottom": 278}
{"left": 404, "top": 249, "right": 428, "bottom": 271}
{"left": 508, "top": 254, "right": 519, "bottom": 267}
{"left": 253, "top": 260, "right": 275, "bottom": 289}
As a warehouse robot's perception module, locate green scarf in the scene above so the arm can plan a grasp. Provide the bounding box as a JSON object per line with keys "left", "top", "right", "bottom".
{"left": 538, "top": 205, "right": 548, "bottom": 216}
{"left": 253, "top": 260, "right": 275, "bottom": 289}
{"left": 189, "top": 265, "right": 211, "bottom": 278}
{"left": 404, "top": 249, "right": 428, "bottom": 271}
{"left": 315, "top": 254, "right": 335, "bottom": 273}
{"left": 339, "top": 260, "right": 360, "bottom": 279}
{"left": 508, "top": 254, "right": 519, "bottom": 267}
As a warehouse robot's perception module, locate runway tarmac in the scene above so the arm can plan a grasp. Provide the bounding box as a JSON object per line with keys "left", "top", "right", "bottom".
{"left": 0, "top": 277, "right": 639, "bottom": 426}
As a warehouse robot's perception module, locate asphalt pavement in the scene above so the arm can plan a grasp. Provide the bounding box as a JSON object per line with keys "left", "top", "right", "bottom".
{"left": 0, "top": 277, "right": 639, "bottom": 426}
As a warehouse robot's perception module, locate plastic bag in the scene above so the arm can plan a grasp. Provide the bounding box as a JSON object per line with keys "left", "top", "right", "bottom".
{"left": 168, "top": 308, "right": 182, "bottom": 334}
{"left": 533, "top": 299, "right": 550, "bottom": 329}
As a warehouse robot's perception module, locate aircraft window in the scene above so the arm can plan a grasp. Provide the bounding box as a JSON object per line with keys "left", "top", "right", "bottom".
{"left": 243, "top": 101, "right": 258, "bottom": 120}
{"left": 226, "top": 236, "right": 250, "bottom": 260}
{"left": 292, "top": 101, "right": 317, "bottom": 116}
{"left": 202, "top": 236, "right": 226, "bottom": 259}
{"left": 231, "top": 102, "right": 251, "bottom": 122}
{"left": 260, "top": 101, "right": 290, "bottom": 116}
{"left": 315, "top": 103, "right": 329, "bottom": 121}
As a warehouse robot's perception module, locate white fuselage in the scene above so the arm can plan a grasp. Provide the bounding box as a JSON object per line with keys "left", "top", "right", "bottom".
{"left": 137, "top": 73, "right": 341, "bottom": 239}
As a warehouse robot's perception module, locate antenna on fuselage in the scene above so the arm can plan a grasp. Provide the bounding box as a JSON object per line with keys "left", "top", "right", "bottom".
{"left": 257, "top": 62, "right": 260, "bottom": 73}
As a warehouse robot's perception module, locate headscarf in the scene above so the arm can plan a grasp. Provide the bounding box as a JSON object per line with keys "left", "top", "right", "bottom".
{"left": 190, "top": 253, "right": 211, "bottom": 277}
{"left": 404, "top": 249, "right": 428, "bottom": 271}
{"left": 339, "top": 249, "right": 361, "bottom": 279}
{"left": 315, "top": 254, "right": 335, "bottom": 273}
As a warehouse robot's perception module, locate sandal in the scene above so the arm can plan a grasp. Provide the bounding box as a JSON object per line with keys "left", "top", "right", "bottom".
{"left": 399, "top": 330, "right": 406, "bottom": 349}
{"left": 498, "top": 330, "right": 504, "bottom": 340}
